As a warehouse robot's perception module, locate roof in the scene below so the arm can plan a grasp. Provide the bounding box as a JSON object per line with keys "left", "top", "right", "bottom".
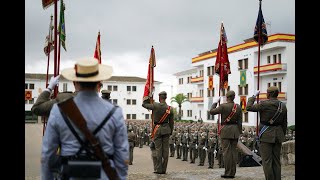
{"left": 25, "top": 73, "right": 161, "bottom": 83}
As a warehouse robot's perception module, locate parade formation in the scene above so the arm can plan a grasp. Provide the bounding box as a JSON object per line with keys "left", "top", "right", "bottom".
{"left": 26, "top": 0, "right": 294, "bottom": 179}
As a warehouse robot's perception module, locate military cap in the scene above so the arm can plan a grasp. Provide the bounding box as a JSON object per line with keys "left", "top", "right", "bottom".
{"left": 226, "top": 90, "right": 235, "bottom": 97}
{"left": 267, "top": 86, "right": 279, "bottom": 93}
{"left": 101, "top": 89, "right": 111, "bottom": 94}
{"left": 159, "top": 91, "right": 167, "bottom": 95}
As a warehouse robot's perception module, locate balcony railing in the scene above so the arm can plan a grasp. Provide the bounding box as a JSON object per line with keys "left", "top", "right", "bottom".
{"left": 190, "top": 97, "right": 204, "bottom": 102}
{"left": 254, "top": 63, "right": 287, "bottom": 74}
{"left": 258, "top": 92, "right": 286, "bottom": 100}
{"left": 191, "top": 76, "right": 204, "bottom": 83}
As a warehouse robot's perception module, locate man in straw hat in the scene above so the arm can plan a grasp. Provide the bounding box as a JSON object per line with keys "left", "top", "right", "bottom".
{"left": 41, "top": 57, "right": 129, "bottom": 180}
{"left": 246, "top": 86, "right": 287, "bottom": 180}
{"left": 209, "top": 90, "right": 242, "bottom": 178}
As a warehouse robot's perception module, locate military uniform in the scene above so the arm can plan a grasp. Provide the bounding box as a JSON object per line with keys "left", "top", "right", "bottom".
{"left": 209, "top": 90, "right": 242, "bottom": 178}
{"left": 246, "top": 86, "right": 287, "bottom": 180}
{"left": 207, "top": 131, "right": 217, "bottom": 168}
{"left": 101, "top": 89, "right": 111, "bottom": 103}
{"left": 127, "top": 126, "right": 137, "bottom": 165}
{"left": 181, "top": 129, "right": 189, "bottom": 161}
{"left": 169, "top": 130, "right": 176, "bottom": 157}
{"left": 142, "top": 91, "right": 174, "bottom": 174}
{"left": 198, "top": 130, "right": 207, "bottom": 166}
{"left": 175, "top": 128, "right": 182, "bottom": 159}
{"left": 188, "top": 129, "right": 197, "bottom": 163}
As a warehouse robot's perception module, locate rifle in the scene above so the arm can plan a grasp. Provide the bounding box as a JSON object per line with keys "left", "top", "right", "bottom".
{"left": 58, "top": 98, "right": 119, "bottom": 180}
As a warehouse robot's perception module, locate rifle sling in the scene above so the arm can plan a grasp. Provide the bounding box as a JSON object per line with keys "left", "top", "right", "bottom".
{"left": 58, "top": 97, "right": 119, "bottom": 180}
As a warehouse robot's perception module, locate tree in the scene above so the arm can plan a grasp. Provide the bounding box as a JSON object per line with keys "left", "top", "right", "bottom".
{"left": 171, "top": 93, "right": 189, "bottom": 120}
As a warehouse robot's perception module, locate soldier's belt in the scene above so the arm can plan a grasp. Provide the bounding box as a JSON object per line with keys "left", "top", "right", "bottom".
{"left": 221, "top": 121, "right": 238, "bottom": 125}
{"left": 260, "top": 121, "right": 281, "bottom": 126}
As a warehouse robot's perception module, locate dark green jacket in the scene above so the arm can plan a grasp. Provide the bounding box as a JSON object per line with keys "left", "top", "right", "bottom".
{"left": 209, "top": 101, "right": 242, "bottom": 139}
{"left": 246, "top": 96, "right": 287, "bottom": 143}
{"left": 142, "top": 99, "right": 174, "bottom": 136}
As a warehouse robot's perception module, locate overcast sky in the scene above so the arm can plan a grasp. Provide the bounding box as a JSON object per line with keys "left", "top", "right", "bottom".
{"left": 25, "top": 0, "right": 295, "bottom": 99}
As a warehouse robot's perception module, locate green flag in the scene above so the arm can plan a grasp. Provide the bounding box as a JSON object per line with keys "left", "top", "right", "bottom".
{"left": 59, "top": 0, "right": 66, "bottom": 51}
{"left": 240, "top": 70, "right": 246, "bottom": 87}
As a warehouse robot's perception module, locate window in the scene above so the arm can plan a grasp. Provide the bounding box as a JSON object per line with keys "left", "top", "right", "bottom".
{"left": 207, "top": 66, "right": 215, "bottom": 76}
{"left": 145, "top": 114, "right": 150, "bottom": 119}
{"left": 278, "top": 82, "right": 282, "bottom": 92}
{"left": 222, "top": 86, "right": 230, "bottom": 96}
{"left": 238, "top": 84, "right": 248, "bottom": 95}
{"left": 113, "top": 99, "right": 118, "bottom": 105}
{"left": 132, "top": 86, "right": 137, "bottom": 91}
{"left": 273, "top": 55, "right": 277, "bottom": 64}
{"left": 207, "top": 67, "right": 210, "bottom": 76}
{"left": 127, "top": 86, "right": 131, "bottom": 91}
{"left": 113, "top": 86, "right": 118, "bottom": 91}
{"left": 278, "top": 54, "right": 281, "bottom": 63}
{"left": 187, "top": 76, "right": 191, "bottom": 83}
{"left": 200, "top": 89, "right": 204, "bottom": 97}
{"left": 207, "top": 111, "right": 214, "bottom": 120}
{"left": 29, "top": 84, "right": 35, "bottom": 89}
{"left": 207, "top": 88, "right": 211, "bottom": 97}
{"left": 29, "top": 98, "right": 34, "bottom": 104}
{"left": 132, "top": 99, "right": 137, "bottom": 105}
{"left": 108, "top": 85, "right": 112, "bottom": 91}
{"left": 187, "top": 93, "right": 192, "bottom": 99}
{"left": 132, "top": 114, "right": 136, "bottom": 120}
{"left": 268, "top": 83, "right": 271, "bottom": 88}
{"left": 238, "top": 60, "right": 243, "bottom": 70}
{"left": 267, "top": 56, "right": 271, "bottom": 64}
{"left": 126, "top": 114, "right": 131, "bottom": 119}
{"left": 245, "top": 85, "right": 248, "bottom": 95}
{"left": 179, "top": 78, "right": 183, "bottom": 85}
{"left": 25, "top": 83, "right": 28, "bottom": 89}
{"left": 244, "top": 112, "right": 248, "bottom": 123}
{"left": 244, "top": 58, "right": 248, "bottom": 69}
{"left": 200, "top": 70, "right": 204, "bottom": 77}
{"left": 187, "top": 110, "right": 192, "bottom": 117}
{"left": 273, "top": 82, "right": 277, "bottom": 86}
{"left": 127, "top": 99, "right": 131, "bottom": 105}
{"left": 63, "top": 83, "right": 68, "bottom": 92}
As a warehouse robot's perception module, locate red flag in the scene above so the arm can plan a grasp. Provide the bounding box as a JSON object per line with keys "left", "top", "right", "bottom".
{"left": 214, "top": 22, "right": 231, "bottom": 89}
{"left": 44, "top": 15, "right": 54, "bottom": 56}
{"left": 94, "top": 31, "right": 101, "bottom": 64}
{"left": 143, "top": 46, "right": 156, "bottom": 101}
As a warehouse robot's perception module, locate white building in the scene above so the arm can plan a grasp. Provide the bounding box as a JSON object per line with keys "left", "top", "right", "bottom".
{"left": 25, "top": 73, "right": 161, "bottom": 123}
{"left": 174, "top": 33, "right": 295, "bottom": 126}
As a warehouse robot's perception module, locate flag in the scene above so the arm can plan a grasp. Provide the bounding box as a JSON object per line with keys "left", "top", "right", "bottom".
{"left": 253, "top": 0, "right": 268, "bottom": 46}
{"left": 240, "top": 70, "right": 246, "bottom": 87}
{"left": 208, "top": 75, "right": 213, "bottom": 90}
{"left": 59, "top": 0, "right": 66, "bottom": 51}
{"left": 44, "top": 15, "right": 54, "bottom": 56}
{"left": 42, "top": 0, "right": 55, "bottom": 9}
{"left": 143, "top": 46, "right": 156, "bottom": 101}
{"left": 240, "top": 96, "right": 247, "bottom": 112}
{"left": 214, "top": 22, "right": 231, "bottom": 90}
{"left": 94, "top": 31, "right": 101, "bottom": 64}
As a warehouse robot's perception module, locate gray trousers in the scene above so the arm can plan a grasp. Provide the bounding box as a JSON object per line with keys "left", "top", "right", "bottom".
{"left": 260, "top": 141, "right": 282, "bottom": 180}
{"left": 154, "top": 134, "right": 170, "bottom": 173}
{"left": 221, "top": 138, "right": 238, "bottom": 176}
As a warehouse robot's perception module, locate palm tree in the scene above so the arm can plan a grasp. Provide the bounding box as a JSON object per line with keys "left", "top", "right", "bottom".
{"left": 171, "top": 93, "right": 189, "bottom": 120}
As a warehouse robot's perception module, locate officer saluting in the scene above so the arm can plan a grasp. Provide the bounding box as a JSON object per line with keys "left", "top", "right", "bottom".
{"left": 209, "top": 90, "right": 242, "bottom": 178}
{"left": 246, "top": 86, "right": 287, "bottom": 180}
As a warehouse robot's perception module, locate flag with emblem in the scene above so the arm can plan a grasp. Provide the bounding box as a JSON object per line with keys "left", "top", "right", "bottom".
{"left": 215, "top": 22, "right": 231, "bottom": 90}
{"left": 59, "top": 0, "right": 66, "bottom": 51}
{"left": 240, "top": 70, "right": 246, "bottom": 87}
{"left": 94, "top": 31, "right": 102, "bottom": 64}
{"left": 44, "top": 15, "right": 54, "bottom": 56}
{"left": 240, "top": 96, "right": 247, "bottom": 112}
{"left": 143, "top": 46, "right": 156, "bottom": 101}
{"left": 253, "top": 0, "right": 268, "bottom": 46}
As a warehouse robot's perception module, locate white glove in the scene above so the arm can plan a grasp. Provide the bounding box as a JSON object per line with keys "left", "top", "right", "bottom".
{"left": 253, "top": 90, "right": 260, "bottom": 97}
{"left": 214, "top": 150, "right": 217, "bottom": 154}
{"left": 195, "top": 144, "right": 198, "bottom": 149}
{"left": 174, "top": 143, "right": 176, "bottom": 147}
{"left": 203, "top": 146, "right": 206, "bottom": 150}
{"left": 213, "top": 96, "right": 221, "bottom": 104}
{"left": 47, "top": 75, "right": 60, "bottom": 91}
{"left": 187, "top": 145, "right": 189, "bottom": 148}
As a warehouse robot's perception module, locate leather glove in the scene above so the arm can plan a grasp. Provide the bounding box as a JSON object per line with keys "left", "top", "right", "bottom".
{"left": 46, "top": 75, "right": 60, "bottom": 92}
{"left": 212, "top": 96, "right": 221, "bottom": 104}
{"left": 252, "top": 90, "right": 260, "bottom": 98}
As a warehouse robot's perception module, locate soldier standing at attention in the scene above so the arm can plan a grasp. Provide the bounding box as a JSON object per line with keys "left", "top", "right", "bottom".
{"left": 209, "top": 90, "right": 242, "bottom": 178}
{"left": 246, "top": 86, "right": 287, "bottom": 180}
{"left": 169, "top": 129, "right": 176, "bottom": 157}
{"left": 142, "top": 91, "right": 174, "bottom": 174}
{"left": 127, "top": 125, "right": 136, "bottom": 165}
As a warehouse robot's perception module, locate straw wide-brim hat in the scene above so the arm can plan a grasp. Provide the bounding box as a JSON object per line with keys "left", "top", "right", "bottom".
{"left": 61, "top": 57, "right": 113, "bottom": 82}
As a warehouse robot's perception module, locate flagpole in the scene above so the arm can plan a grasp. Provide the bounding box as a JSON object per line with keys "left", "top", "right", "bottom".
{"left": 53, "top": 0, "right": 58, "bottom": 97}
{"left": 150, "top": 46, "right": 155, "bottom": 138}
{"left": 217, "top": 23, "right": 222, "bottom": 135}
{"left": 256, "top": 0, "right": 262, "bottom": 137}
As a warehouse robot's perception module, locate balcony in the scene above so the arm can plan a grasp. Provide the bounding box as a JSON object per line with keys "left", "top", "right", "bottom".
{"left": 258, "top": 92, "right": 286, "bottom": 101}
{"left": 191, "top": 76, "right": 204, "bottom": 84}
{"left": 190, "top": 97, "right": 204, "bottom": 103}
{"left": 254, "top": 63, "right": 287, "bottom": 76}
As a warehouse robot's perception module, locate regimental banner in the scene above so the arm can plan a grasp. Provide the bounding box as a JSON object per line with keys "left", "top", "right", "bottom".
{"left": 42, "top": 0, "right": 57, "bottom": 9}
{"left": 25, "top": 90, "right": 32, "bottom": 100}
{"left": 240, "top": 70, "right": 246, "bottom": 87}
{"left": 208, "top": 75, "right": 213, "bottom": 90}
{"left": 240, "top": 96, "right": 247, "bottom": 112}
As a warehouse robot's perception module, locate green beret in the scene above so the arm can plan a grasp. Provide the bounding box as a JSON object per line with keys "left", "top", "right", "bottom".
{"left": 267, "top": 86, "right": 279, "bottom": 93}
{"left": 226, "top": 90, "right": 235, "bottom": 97}
{"left": 159, "top": 91, "right": 167, "bottom": 95}
{"left": 101, "top": 89, "right": 111, "bottom": 94}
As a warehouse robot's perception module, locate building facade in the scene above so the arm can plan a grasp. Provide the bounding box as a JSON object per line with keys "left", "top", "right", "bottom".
{"left": 174, "top": 33, "right": 295, "bottom": 126}
{"left": 25, "top": 74, "right": 161, "bottom": 122}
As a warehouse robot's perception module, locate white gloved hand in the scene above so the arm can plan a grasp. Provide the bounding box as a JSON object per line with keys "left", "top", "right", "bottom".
{"left": 195, "top": 144, "right": 198, "bottom": 148}
{"left": 203, "top": 146, "right": 206, "bottom": 150}
{"left": 214, "top": 150, "right": 217, "bottom": 154}
{"left": 213, "top": 96, "right": 221, "bottom": 104}
{"left": 47, "top": 75, "right": 60, "bottom": 91}
{"left": 187, "top": 145, "right": 189, "bottom": 148}
{"left": 180, "top": 143, "right": 182, "bottom": 146}
{"left": 174, "top": 143, "right": 176, "bottom": 147}
{"left": 253, "top": 90, "right": 260, "bottom": 97}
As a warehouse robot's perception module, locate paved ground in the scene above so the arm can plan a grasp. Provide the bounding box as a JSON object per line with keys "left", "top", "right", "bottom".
{"left": 26, "top": 123, "right": 295, "bottom": 180}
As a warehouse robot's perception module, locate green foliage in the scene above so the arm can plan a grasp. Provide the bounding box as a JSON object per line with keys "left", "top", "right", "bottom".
{"left": 171, "top": 93, "right": 190, "bottom": 120}
{"left": 287, "top": 125, "right": 295, "bottom": 131}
